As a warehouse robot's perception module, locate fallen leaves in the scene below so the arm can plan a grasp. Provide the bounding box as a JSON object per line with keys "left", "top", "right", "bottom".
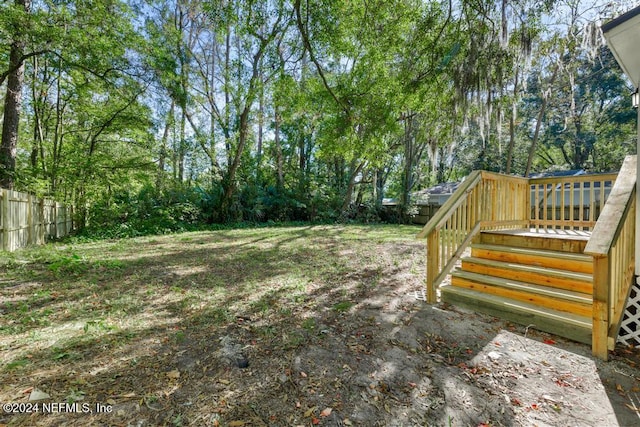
{"left": 4, "top": 229, "right": 640, "bottom": 427}
{"left": 320, "top": 407, "right": 332, "bottom": 417}
{"left": 28, "top": 389, "right": 50, "bottom": 401}
{"left": 108, "top": 392, "right": 136, "bottom": 400}
{"left": 166, "top": 370, "right": 180, "bottom": 380}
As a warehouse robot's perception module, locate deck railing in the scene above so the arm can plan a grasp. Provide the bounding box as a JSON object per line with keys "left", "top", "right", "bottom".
{"left": 416, "top": 171, "right": 530, "bottom": 302}
{"left": 585, "top": 155, "right": 636, "bottom": 361}
{"left": 418, "top": 169, "right": 620, "bottom": 304}
{"left": 418, "top": 157, "right": 636, "bottom": 360}
{"left": 529, "top": 173, "right": 617, "bottom": 230}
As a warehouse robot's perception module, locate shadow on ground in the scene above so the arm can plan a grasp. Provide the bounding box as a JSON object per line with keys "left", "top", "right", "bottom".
{"left": 0, "top": 225, "right": 638, "bottom": 426}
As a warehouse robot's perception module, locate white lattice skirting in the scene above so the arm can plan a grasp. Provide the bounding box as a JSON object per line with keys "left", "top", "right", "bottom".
{"left": 617, "top": 279, "right": 640, "bottom": 347}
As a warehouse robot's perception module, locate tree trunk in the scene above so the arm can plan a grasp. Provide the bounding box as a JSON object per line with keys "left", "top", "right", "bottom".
{"left": 224, "top": 28, "right": 232, "bottom": 166}
{"left": 374, "top": 167, "right": 386, "bottom": 207}
{"left": 218, "top": 19, "right": 281, "bottom": 220}
{"left": 30, "top": 69, "right": 41, "bottom": 171}
{"left": 256, "top": 67, "right": 264, "bottom": 185}
{"left": 220, "top": 103, "right": 251, "bottom": 220}
{"left": 505, "top": 69, "right": 520, "bottom": 174}
{"left": 525, "top": 64, "right": 559, "bottom": 177}
{"left": 506, "top": 100, "right": 517, "bottom": 174}
{"left": 178, "top": 107, "right": 186, "bottom": 182}
{"left": 50, "top": 60, "right": 64, "bottom": 194}
{"left": 400, "top": 114, "right": 413, "bottom": 218}
{"left": 372, "top": 168, "right": 378, "bottom": 207}
{"left": 274, "top": 106, "right": 284, "bottom": 190}
{"left": 0, "top": 0, "right": 31, "bottom": 189}
{"left": 340, "top": 160, "right": 365, "bottom": 215}
{"left": 157, "top": 101, "right": 175, "bottom": 189}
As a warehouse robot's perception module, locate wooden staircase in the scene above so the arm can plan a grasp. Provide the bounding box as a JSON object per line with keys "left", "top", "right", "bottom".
{"left": 441, "top": 229, "right": 594, "bottom": 344}
{"left": 417, "top": 155, "right": 637, "bottom": 360}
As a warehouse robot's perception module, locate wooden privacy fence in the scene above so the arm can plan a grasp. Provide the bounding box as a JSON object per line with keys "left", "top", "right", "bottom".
{"left": 0, "top": 188, "right": 74, "bottom": 252}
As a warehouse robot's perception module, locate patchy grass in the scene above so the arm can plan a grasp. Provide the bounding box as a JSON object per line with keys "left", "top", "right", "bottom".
{"left": 2, "top": 224, "right": 640, "bottom": 427}
{"left": 0, "top": 224, "right": 425, "bottom": 426}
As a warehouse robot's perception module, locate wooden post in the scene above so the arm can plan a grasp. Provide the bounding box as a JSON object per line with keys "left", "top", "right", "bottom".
{"left": 27, "top": 193, "right": 33, "bottom": 245}
{"left": 39, "top": 198, "right": 45, "bottom": 244}
{"left": 426, "top": 230, "right": 440, "bottom": 303}
{"left": 1, "top": 189, "right": 7, "bottom": 251}
{"left": 52, "top": 201, "right": 57, "bottom": 239}
{"left": 592, "top": 255, "right": 610, "bottom": 361}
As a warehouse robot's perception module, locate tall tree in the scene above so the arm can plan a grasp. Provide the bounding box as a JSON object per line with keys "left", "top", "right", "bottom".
{"left": 1, "top": 0, "right": 31, "bottom": 189}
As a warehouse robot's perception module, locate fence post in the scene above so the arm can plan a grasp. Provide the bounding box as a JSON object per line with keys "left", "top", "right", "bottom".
{"left": 60, "top": 205, "right": 67, "bottom": 236}
{"left": 426, "top": 230, "right": 439, "bottom": 303}
{"left": 1, "top": 189, "right": 7, "bottom": 251}
{"left": 53, "top": 201, "right": 57, "bottom": 239}
{"left": 27, "top": 193, "right": 33, "bottom": 245}
{"left": 39, "top": 198, "right": 45, "bottom": 244}
{"left": 0, "top": 190, "right": 74, "bottom": 252}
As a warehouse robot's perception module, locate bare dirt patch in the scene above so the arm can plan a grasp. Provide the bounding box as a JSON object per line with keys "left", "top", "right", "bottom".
{"left": 1, "top": 225, "right": 639, "bottom": 426}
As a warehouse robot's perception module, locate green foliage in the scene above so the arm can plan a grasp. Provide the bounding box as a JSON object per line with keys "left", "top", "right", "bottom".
{"left": 48, "top": 253, "right": 87, "bottom": 277}
{"left": 2, "top": 0, "right": 636, "bottom": 237}
{"left": 82, "top": 183, "right": 207, "bottom": 238}
{"left": 238, "top": 185, "right": 310, "bottom": 222}
{"left": 527, "top": 46, "right": 635, "bottom": 173}
{"left": 332, "top": 301, "right": 354, "bottom": 313}
{"left": 83, "top": 319, "right": 116, "bottom": 334}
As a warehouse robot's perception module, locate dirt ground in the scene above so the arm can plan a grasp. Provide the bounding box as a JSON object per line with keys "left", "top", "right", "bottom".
{"left": 174, "top": 286, "right": 640, "bottom": 427}
{"left": 1, "top": 226, "right": 640, "bottom": 426}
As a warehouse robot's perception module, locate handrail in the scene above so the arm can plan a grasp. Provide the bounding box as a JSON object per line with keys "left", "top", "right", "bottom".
{"left": 417, "top": 157, "right": 635, "bottom": 361}
{"left": 528, "top": 173, "right": 618, "bottom": 185}
{"left": 417, "top": 171, "right": 530, "bottom": 302}
{"left": 416, "top": 171, "right": 482, "bottom": 239}
{"left": 584, "top": 155, "right": 636, "bottom": 360}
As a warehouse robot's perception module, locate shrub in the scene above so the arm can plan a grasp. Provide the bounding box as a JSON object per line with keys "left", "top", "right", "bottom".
{"left": 82, "top": 184, "right": 206, "bottom": 238}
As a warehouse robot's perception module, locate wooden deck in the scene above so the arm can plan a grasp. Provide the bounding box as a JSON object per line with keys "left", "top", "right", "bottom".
{"left": 486, "top": 228, "right": 591, "bottom": 239}
{"left": 419, "top": 157, "right": 637, "bottom": 360}
{"left": 480, "top": 228, "right": 590, "bottom": 253}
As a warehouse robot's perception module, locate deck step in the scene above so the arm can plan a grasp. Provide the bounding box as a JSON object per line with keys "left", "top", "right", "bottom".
{"left": 450, "top": 270, "right": 592, "bottom": 317}
{"left": 460, "top": 257, "right": 592, "bottom": 294}
{"left": 440, "top": 284, "right": 592, "bottom": 344}
{"left": 470, "top": 243, "right": 593, "bottom": 274}
{"left": 479, "top": 229, "right": 590, "bottom": 253}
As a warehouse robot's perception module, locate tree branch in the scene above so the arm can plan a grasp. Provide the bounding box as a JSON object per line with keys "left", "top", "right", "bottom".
{"left": 0, "top": 50, "right": 50, "bottom": 87}
{"left": 293, "top": 0, "right": 350, "bottom": 119}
